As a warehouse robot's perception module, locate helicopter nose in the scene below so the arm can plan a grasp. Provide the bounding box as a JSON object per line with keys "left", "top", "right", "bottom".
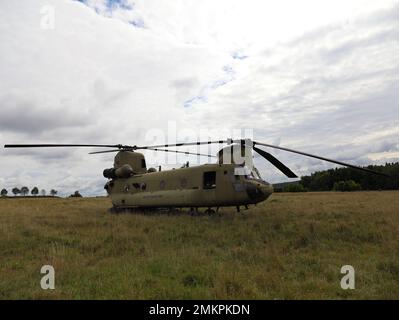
{"left": 245, "top": 181, "right": 273, "bottom": 202}
{"left": 259, "top": 183, "right": 273, "bottom": 197}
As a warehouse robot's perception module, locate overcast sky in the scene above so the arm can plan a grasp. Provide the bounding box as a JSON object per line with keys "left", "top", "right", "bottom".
{"left": 0, "top": 0, "right": 398, "bottom": 196}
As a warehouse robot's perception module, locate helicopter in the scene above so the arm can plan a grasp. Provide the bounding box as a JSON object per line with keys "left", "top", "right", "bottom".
{"left": 4, "top": 139, "right": 387, "bottom": 214}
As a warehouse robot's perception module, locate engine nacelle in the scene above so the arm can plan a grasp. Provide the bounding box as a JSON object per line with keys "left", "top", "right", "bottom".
{"left": 103, "top": 164, "right": 134, "bottom": 179}
{"left": 103, "top": 168, "right": 116, "bottom": 179}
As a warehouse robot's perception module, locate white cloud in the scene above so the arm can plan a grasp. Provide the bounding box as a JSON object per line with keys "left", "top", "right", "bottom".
{"left": 0, "top": 0, "right": 398, "bottom": 195}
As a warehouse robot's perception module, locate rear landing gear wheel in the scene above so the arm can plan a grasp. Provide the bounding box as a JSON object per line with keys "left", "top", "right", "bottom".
{"left": 205, "top": 208, "right": 216, "bottom": 215}
{"left": 189, "top": 207, "right": 199, "bottom": 216}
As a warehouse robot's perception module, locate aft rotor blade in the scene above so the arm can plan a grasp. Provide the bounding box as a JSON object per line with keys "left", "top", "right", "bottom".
{"left": 4, "top": 144, "right": 123, "bottom": 149}
{"left": 253, "top": 146, "right": 297, "bottom": 178}
{"left": 135, "top": 139, "right": 242, "bottom": 150}
{"left": 146, "top": 148, "right": 216, "bottom": 158}
{"left": 253, "top": 141, "right": 389, "bottom": 177}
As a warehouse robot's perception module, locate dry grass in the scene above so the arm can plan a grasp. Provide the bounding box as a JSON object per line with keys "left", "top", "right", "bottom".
{"left": 0, "top": 191, "right": 398, "bottom": 299}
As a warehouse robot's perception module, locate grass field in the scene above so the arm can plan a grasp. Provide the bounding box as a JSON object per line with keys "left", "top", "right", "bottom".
{"left": 0, "top": 191, "right": 398, "bottom": 299}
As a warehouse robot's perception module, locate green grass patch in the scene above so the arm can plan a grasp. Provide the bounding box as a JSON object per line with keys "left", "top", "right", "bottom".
{"left": 0, "top": 192, "right": 398, "bottom": 299}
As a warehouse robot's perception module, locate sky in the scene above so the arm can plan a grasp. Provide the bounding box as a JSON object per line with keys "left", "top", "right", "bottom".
{"left": 0, "top": 0, "right": 398, "bottom": 196}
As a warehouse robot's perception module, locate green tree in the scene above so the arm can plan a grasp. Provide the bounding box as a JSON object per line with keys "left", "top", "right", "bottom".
{"left": 333, "top": 181, "right": 344, "bottom": 191}
{"left": 1, "top": 189, "right": 8, "bottom": 197}
{"left": 70, "top": 191, "right": 82, "bottom": 198}
{"left": 300, "top": 162, "right": 399, "bottom": 191}
{"left": 50, "top": 189, "right": 58, "bottom": 197}
{"left": 284, "top": 183, "right": 306, "bottom": 192}
{"left": 31, "top": 187, "right": 39, "bottom": 196}
{"left": 333, "top": 180, "right": 361, "bottom": 192}
{"left": 12, "top": 187, "right": 20, "bottom": 196}
{"left": 20, "top": 186, "right": 29, "bottom": 196}
{"left": 346, "top": 180, "right": 362, "bottom": 191}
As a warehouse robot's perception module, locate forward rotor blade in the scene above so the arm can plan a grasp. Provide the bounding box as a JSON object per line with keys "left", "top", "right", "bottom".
{"left": 88, "top": 147, "right": 216, "bottom": 157}
{"left": 4, "top": 139, "right": 242, "bottom": 150}
{"left": 253, "top": 141, "right": 389, "bottom": 177}
{"left": 253, "top": 146, "right": 297, "bottom": 178}
{"left": 4, "top": 144, "right": 123, "bottom": 149}
{"left": 146, "top": 148, "right": 216, "bottom": 158}
{"left": 89, "top": 149, "right": 122, "bottom": 155}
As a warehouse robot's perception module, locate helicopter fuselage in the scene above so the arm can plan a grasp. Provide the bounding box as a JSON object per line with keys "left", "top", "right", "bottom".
{"left": 105, "top": 162, "right": 273, "bottom": 210}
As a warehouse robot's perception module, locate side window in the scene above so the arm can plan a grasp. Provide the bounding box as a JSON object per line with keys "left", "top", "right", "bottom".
{"left": 141, "top": 159, "right": 147, "bottom": 169}
{"left": 203, "top": 171, "right": 216, "bottom": 189}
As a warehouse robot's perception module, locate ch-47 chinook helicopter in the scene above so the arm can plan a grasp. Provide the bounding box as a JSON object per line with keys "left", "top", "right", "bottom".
{"left": 4, "top": 139, "right": 387, "bottom": 214}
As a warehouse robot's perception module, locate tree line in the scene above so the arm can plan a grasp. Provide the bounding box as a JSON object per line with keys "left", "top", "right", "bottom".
{"left": 1, "top": 187, "right": 58, "bottom": 197}
{"left": 285, "top": 162, "right": 399, "bottom": 192}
